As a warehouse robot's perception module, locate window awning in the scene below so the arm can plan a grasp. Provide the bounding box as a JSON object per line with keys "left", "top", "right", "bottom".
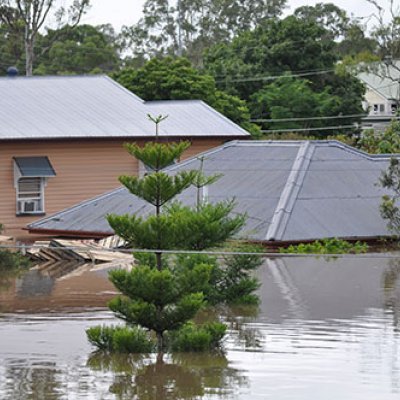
{"left": 13, "top": 157, "right": 56, "bottom": 177}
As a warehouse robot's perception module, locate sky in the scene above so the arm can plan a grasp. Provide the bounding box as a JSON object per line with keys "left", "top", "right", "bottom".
{"left": 80, "top": 0, "right": 385, "bottom": 31}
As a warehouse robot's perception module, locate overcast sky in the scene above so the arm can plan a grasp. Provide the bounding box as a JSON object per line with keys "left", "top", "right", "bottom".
{"left": 80, "top": 0, "right": 386, "bottom": 31}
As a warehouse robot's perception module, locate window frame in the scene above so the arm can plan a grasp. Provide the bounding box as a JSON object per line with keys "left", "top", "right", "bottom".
{"left": 15, "top": 176, "right": 46, "bottom": 216}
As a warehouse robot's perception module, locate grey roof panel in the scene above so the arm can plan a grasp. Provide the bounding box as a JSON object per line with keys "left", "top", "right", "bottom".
{"left": 283, "top": 198, "right": 388, "bottom": 241}
{"left": 28, "top": 140, "right": 396, "bottom": 242}
{"left": 0, "top": 76, "right": 249, "bottom": 140}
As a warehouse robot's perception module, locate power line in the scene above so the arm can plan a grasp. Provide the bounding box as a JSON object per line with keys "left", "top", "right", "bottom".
{"left": 252, "top": 114, "right": 367, "bottom": 123}
{"left": 261, "top": 125, "right": 358, "bottom": 133}
{"left": 216, "top": 69, "right": 335, "bottom": 83}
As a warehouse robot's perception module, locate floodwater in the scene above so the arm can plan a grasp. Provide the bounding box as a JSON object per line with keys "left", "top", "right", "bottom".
{"left": 0, "top": 255, "right": 400, "bottom": 399}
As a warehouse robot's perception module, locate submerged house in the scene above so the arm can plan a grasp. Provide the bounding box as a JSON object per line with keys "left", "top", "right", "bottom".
{"left": 28, "top": 140, "right": 395, "bottom": 244}
{"left": 0, "top": 75, "right": 249, "bottom": 239}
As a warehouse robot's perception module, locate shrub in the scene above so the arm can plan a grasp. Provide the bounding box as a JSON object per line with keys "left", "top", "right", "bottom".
{"left": 86, "top": 325, "right": 155, "bottom": 353}
{"left": 280, "top": 238, "right": 368, "bottom": 254}
{"left": 169, "top": 322, "right": 227, "bottom": 352}
{"left": 175, "top": 244, "right": 263, "bottom": 306}
{"left": 0, "top": 250, "right": 31, "bottom": 271}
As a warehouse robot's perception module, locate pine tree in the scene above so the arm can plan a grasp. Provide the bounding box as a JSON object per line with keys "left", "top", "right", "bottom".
{"left": 102, "top": 115, "right": 245, "bottom": 354}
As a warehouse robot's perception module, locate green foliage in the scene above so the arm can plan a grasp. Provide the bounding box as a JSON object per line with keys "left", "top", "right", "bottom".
{"left": 168, "top": 322, "right": 226, "bottom": 352}
{"left": 294, "top": 2, "right": 350, "bottom": 40}
{"left": 119, "top": 0, "right": 287, "bottom": 64}
{"left": 86, "top": 325, "right": 155, "bottom": 353}
{"left": 109, "top": 265, "right": 207, "bottom": 333}
{"left": 204, "top": 15, "right": 365, "bottom": 137}
{"left": 108, "top": 201, "right": 245, "bottom": 252}
{"left": 220, "top": 244, "right": 263, "bottom": 305}
{"left": 119, "top": 171, "right": 197, "bottom": 207}
{"left": 35, "top": 24, "right": 120, "bottom": 75}
{"left": 280, "top": 238, "right": 368, "bottom": 254}
{"left": 111, "top": 57, "right": 260, "bottom": 137}
{"left": 124, "top": 141, "right": 190, "bottom": 171}
{"left": 251, "top": 77, "right": 341, "bottom": 137}
{"left": 175, "top": 244, "right": 262, "bottom": 305}
{"left": 0, "top": 250, "right": 30, "bottom": 270}
{"left": 0, "top": 22, "right": 25, "bottom": 75}
{"left": 168, "top": 202, "right": 246, "bottom": 251}
{"left": 357, "top": 121, "right": 400, "bottom": 154}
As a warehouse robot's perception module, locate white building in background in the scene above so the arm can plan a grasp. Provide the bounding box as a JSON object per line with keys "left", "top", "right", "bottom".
{"left": 358, "top": 62, "right": 400, "bottom": 131}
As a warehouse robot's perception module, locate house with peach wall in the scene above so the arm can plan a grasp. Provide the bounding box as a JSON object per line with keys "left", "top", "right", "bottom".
{"left": 0, "top": 75, "right": 249, "bottom": 240}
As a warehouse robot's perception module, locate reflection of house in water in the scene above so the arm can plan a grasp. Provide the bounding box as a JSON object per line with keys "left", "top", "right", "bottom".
{"left": 16, "top": 269, "right": 55, "bottom": 297}
{"left": 0, "top": 261, "right": 122, "bottom": 313}
{"left": 260, "top": 255, "right": 400, "bottom": 323}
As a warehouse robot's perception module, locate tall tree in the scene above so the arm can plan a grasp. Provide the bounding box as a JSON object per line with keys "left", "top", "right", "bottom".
{"left": 204, "top": 15, "right": 366, "bottom": 137}
{"left": 104, "top": 129, "right": 245, "bottom": 353}
{"left": 119, "top": 0, "right": 287, "bottom": 66}
{"left": 0, "top": 0, "right": 90, "bottom": 76}
{"left": 0, "top": 19, "right": 25, "bottom": 74}
{"left": 367, "top": 0, "right": 400, "bottom": 59}
{"left": 294, "top": 2, "right": 350, "bottom": 40}
{"left": 112, "top": 57, "right": 260, "bottom": 137}
{"left": 35, "top": 24, "right": 120, "bottom": 75}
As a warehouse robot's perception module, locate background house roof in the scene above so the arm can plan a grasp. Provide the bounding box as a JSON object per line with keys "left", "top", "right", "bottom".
{"left": 28, "top": 140, "right": 394, "bottom": 242}
{"left": 0, "top": 75, "right": 249, "bottom": 140}
{"left": 358, "top": 62, "right": 400, "bottom": 100}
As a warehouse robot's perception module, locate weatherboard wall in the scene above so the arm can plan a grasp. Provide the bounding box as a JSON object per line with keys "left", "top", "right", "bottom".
{"left": 0, "top": 138, "right": 224, "bottom": 239}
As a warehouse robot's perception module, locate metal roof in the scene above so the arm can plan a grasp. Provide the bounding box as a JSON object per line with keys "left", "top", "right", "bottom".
{"left": 0, "top": 75, "right": 249, "bottom": 140}
{"left": 358, "top": 62, "right": 400, "bottom": 100}
{"left": 28, "top": 140, "right": 395, "bottom": 242}
{"left": 14, "top": 156, "right": 56, "bottom": 177}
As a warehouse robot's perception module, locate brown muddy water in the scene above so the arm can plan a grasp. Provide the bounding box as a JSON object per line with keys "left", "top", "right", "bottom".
{"left": 1, "top": 255, "right": 400, "bottom": 399}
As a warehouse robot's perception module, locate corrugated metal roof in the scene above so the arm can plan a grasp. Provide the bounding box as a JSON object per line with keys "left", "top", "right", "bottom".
{"left": 0, "top": 75, "right": 249, "bottom": 140}
{"left": 28, "top": 140, "right": 396, "bottom": 242}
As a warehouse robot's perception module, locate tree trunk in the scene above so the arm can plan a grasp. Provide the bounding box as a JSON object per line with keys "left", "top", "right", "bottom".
{"left": 156, "top": 332, "right": 164, "bottom": 355}
{"left": 25, "top": 41, "right": 33, "bottom": 76}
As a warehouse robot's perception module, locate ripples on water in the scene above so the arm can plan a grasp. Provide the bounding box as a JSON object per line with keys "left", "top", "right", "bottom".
{"left": 0, "top": 256, "right": 400, "bottom": 399}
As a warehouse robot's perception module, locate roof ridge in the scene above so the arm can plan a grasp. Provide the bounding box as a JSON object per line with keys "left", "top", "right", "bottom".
{"left": 103, "top": 75, "right": 145, "bottom": 103}
{"left": 265, "top": 141, "right": 315, "bottom": 241}
{"left": 196, "top": 101, "right": 251, "bottom": 136}
{"left": 322, "top": 140, "right": 400, "bottom": 160}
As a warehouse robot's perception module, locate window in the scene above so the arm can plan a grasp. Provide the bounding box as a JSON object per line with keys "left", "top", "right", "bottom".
{"left": 13, "top": 156, "right": 56, "bottom": 216}
{"left": 373, "top": 104, "right": 385, "bottom": 114}
{"left": 16, "top": 177, "right": 44, "bottom": 214}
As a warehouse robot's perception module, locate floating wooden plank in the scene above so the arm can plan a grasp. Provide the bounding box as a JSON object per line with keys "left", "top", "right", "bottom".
{"left": 27, "top": 238, "right": 132, "bottom": 264}
{"left": 98, "top": 235, "right": 126, "bottom": 249}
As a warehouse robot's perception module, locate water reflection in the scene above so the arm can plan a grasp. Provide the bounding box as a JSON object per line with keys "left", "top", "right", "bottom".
{"left": 1, "top": 255, "right": 400, "bottom": 399}
{"left": 0, "top": 261, "right": 117, "bottom": 312}
{"left": 2, "top": 359, "right": 62, "bottom": 400}
{"left": 87, "top": 352, "right": 247, "bottom": 400}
